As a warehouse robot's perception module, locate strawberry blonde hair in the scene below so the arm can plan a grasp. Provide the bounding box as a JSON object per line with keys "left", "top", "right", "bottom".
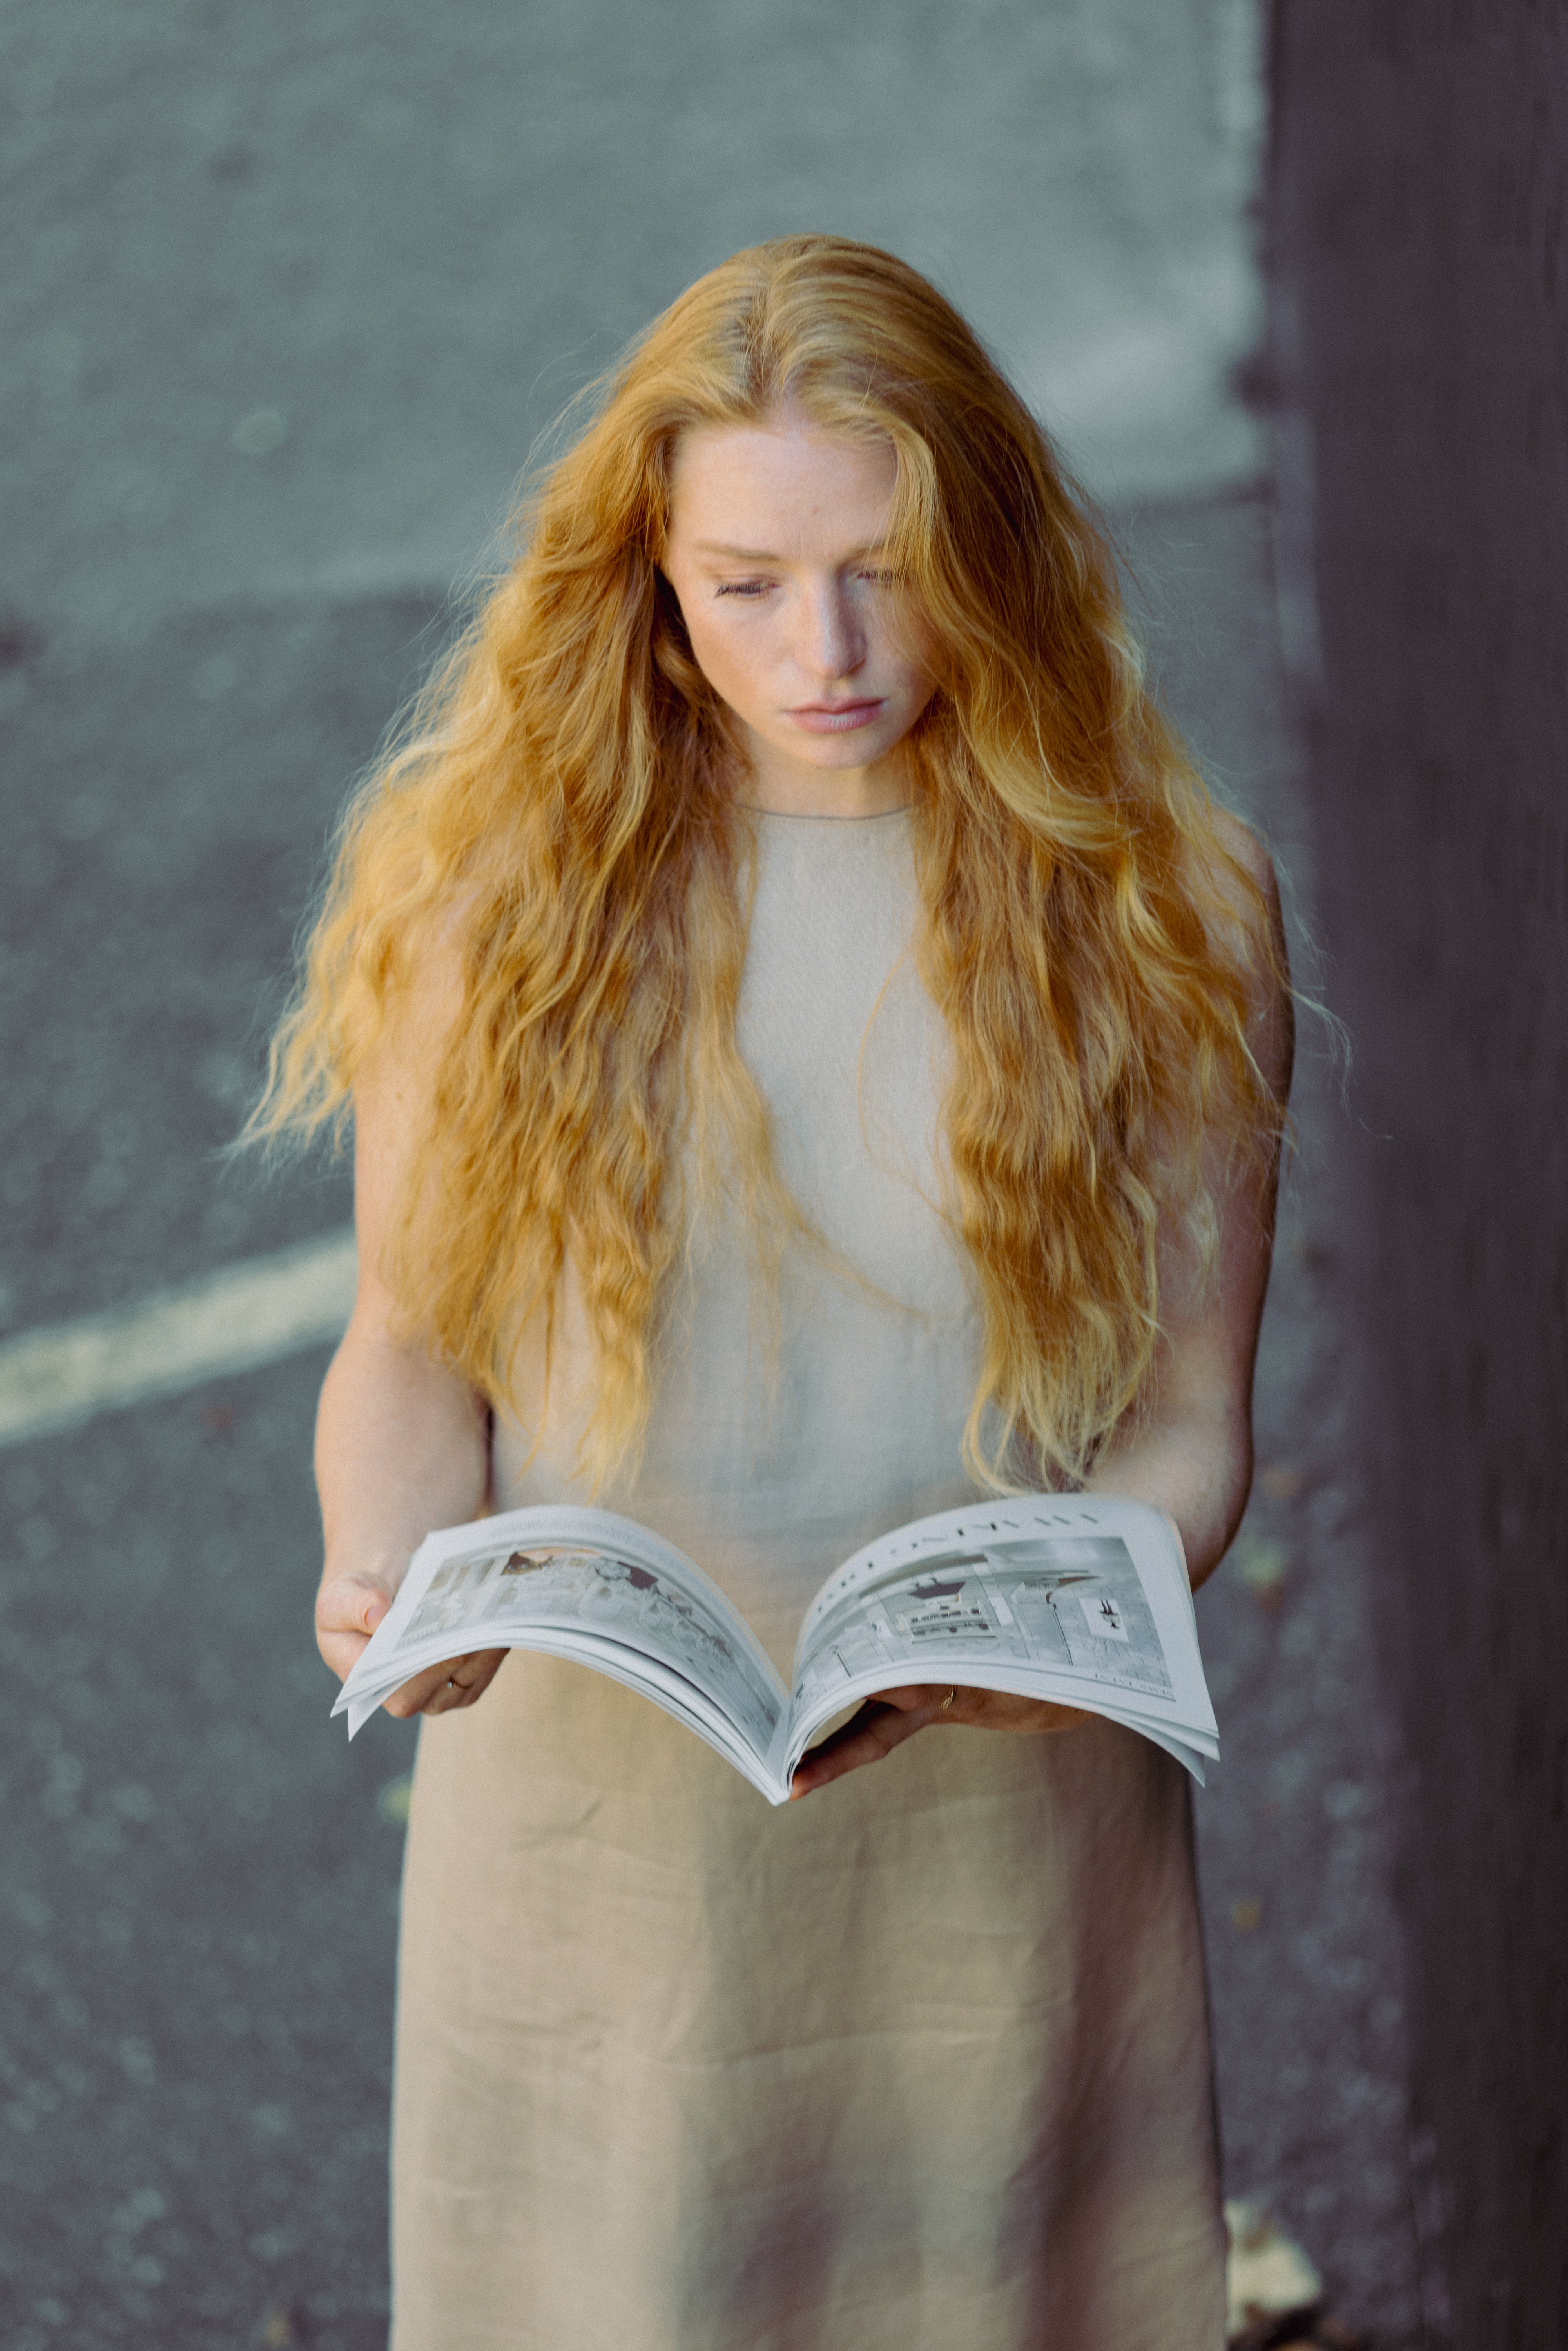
{"left": 252, "top": 235, "right": 1284, "bottom": 1492}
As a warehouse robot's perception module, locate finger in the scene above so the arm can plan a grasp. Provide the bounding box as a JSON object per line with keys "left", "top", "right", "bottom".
{"left": 1036, "top": 1703, "right": 1089, "bottom": 1736}
{"left": 961, "top": 1690, "right": 1091, "bottom": 1736}
{"left": 865, "top": 1684, "right": 955, "bottom": 1715}
{"left": 315, "top": 1577, "right": 397, "bottom": 1685}
{"left": 317, "top": 1628, "right": 374, "bottom": 1683}
{"left": 789, "top": 1688, "right": 1089, "bottom": 1789}
{"left": 316, "top": 1574, "right": 393, "bottom": 1642}
{"left": 790, "top": 1695, "right": 944, "bottom": 1798}
{"left": 406, "top": 1647, "right": 509, "bottom": 1719}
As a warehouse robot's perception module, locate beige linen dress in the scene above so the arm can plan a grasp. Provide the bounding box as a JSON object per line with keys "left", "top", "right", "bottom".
{"left": 391, "top": 808, "right": 1226, "bottom": 2351}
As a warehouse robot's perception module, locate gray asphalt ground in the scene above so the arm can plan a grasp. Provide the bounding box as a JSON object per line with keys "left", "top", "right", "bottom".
{"left": 1, "top": 6, "right": 1422, "bottom": 2345}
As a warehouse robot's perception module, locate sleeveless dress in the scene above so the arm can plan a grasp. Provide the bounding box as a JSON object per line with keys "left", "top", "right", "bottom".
{"left": 390, "top": 808, "right": 1225, "bottom": 2351}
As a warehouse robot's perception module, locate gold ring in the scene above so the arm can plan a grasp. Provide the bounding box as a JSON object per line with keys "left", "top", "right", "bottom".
{"left": 939, "top": 1686, "right": 957, "bottom": 1714}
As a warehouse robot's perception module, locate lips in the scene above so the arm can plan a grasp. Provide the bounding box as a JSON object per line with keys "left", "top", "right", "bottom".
{"left": 786, "top": 698, "right": 886, "bottom": 733}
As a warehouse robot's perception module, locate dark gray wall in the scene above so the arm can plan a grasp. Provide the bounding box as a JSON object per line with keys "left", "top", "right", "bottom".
{"left": 1272, "top": 4, "right": 1568, "bottom": 2343}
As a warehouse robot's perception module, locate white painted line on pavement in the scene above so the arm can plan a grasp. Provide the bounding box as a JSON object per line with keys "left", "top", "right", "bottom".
{"left": 0, "top": 1229, "right": 358, "bottom": 1449}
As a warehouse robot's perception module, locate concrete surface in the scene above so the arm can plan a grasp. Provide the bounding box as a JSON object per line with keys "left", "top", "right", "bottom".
{"left": 0, "top": 5, "right": 1424, "bottom": 2344}
{"left": 2, "top": 0, "right": 1265, "bottom": 643}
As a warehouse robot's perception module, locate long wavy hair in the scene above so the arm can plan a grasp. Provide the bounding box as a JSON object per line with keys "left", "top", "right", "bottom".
{"left": 251, "top": 235, "right": 1285, "bottom": 1493}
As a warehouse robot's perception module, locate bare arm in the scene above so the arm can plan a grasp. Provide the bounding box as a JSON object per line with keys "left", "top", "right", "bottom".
{"left": 1089, "top": 825, "right": 1293, "bottom": 1587}
{"left": 792, "top": 816, "right": 1293, "bottom": 1796}
{"left": 313, "top": 962, "right": 508, "bottom": 1720}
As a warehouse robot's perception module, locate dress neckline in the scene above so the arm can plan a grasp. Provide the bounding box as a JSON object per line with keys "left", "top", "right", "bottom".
{"left": 745, "top": 802, "right": 912, "bottom": 826}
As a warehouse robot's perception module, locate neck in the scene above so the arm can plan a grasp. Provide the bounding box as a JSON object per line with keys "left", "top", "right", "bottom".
{"left": 737, "top": 737, "right": 911, "bottom": 819}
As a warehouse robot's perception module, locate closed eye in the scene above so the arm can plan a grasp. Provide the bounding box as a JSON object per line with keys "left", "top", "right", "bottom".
{"left": 713, "top": 579, "right": 774, "bottom": 599}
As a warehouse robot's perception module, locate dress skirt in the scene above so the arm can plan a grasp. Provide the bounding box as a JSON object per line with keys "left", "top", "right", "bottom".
{"left": 392, "top": 1661, "right": 1223, "bottom": 2350}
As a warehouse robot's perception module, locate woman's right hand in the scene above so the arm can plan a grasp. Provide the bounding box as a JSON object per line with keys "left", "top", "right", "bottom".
{"left": 312, "top": 977, "right": 504, "bottom": 1723}
{"left": 316, "top": 1565, "right": 508, "bottom": 1718}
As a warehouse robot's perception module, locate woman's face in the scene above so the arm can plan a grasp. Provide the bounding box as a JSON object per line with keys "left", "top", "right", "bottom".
{"left": 662, "top": 415, "right": 935, "bottom": 816}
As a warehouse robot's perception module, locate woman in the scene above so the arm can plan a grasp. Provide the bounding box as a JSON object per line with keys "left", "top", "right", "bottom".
{"left": 261, "top": 236, "right": 1291, "bottom": 2348}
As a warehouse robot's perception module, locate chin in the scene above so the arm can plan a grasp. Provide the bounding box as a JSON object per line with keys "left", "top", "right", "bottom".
{"left": 781, "top": 725, "right": 908, "bottom": 769}
{"left": 805, "top": 739, "right": 895, "bottom": 767}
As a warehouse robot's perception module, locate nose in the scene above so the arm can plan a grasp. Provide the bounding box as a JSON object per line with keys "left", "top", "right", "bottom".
{"left": 796, "top": 577, "right": 865, "bottom": 684}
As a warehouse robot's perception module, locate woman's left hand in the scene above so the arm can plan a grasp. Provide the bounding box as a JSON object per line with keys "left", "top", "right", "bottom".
{"left": 788, "top": 1684, "right": 1086, "bottom": 1800}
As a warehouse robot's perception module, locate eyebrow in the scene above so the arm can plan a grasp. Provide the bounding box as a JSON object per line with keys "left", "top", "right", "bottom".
{"left": 691, "top": 541, "right": 890, "bottom": 563}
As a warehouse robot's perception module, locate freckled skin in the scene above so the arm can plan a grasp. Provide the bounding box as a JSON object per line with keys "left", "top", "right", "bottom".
{"left": 661, "top": 417, "right": 936, "bottom": 819}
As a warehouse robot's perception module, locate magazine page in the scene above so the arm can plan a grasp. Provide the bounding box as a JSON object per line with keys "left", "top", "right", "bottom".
{"left": 333, "top": 1506, "right": 789, "bottom": 1771}
{"left": 785, "top": 1495, "right": 1218, "bottom": 1782}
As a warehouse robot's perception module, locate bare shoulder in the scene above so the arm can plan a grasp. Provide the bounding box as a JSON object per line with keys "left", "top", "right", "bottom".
{"left": 359, "top": 891, "right": 473, "bottom": 1092}
{"left": 1191, "top": 801, "right": 1285, "bottom": 964}
{"left": 350, "top": 902, "right": 475, "bottom": 1326}
{"left": 352, "top": 893, "right": 476, "bottom": 1220}
{"left": 1207, "top": 802, "right": 1280, "bottom": 912}
{"left": 1200, "top": 804, "right": 1292, "bottom": 1099}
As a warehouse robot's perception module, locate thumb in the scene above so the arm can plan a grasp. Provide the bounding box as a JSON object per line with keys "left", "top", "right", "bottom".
{"left": 317, "top": 1572, "right": 393, "bottom": 1638}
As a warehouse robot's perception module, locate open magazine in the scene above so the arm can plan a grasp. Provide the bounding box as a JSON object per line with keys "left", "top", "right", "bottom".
{"left": 333, "top": 1494, "right": 1220, "bottom": 1803}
